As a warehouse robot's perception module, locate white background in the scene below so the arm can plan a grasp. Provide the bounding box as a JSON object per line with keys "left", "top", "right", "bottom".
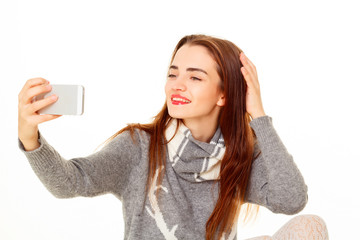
{"left": 1, "top": 0, "right": 359, "bottom": 239}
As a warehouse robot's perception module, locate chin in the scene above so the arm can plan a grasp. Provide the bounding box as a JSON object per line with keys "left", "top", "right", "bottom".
{"left": 167, "top": 102, "right": 193, "bottom": 119}
{"left": 168, "top": 111, "right": 183, "bottom": 119}
{"left": 167, "top": 108, "right": 187, "bottom": 120}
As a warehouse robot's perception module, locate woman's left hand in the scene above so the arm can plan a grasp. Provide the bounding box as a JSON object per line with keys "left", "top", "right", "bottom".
{"left": 240, "top": 52, "right": 266, "bottom": 120}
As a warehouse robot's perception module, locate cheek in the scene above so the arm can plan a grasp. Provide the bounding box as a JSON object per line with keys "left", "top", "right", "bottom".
{"left": 164, "top": 82, "right": 170, "bottom": 95}
{"left": 195, "top": 88, "right": 218, "bottom": 102}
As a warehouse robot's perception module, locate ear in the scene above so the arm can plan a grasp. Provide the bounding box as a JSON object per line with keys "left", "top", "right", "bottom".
{"left": 216, "top": 93, "right": 225, "bottom": 107}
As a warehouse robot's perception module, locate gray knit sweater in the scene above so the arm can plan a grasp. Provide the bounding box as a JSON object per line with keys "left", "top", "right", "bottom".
{"left": 19, "top": 116, "right": 308, "bottom": 240}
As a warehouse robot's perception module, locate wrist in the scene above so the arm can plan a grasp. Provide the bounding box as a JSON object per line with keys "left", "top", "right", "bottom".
{"left": 21, "top": 138, "right": 40, "bottom": 151}
{"left": 18, "top": 126, "right": 40, "bottom": 151}
{"left": 250, "top": 110, "right": 266, "bottom": 120}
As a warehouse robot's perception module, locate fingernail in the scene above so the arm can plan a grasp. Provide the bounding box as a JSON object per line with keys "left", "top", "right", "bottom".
{"left": 51, "top": 95, "right": 57, "bottom": 100}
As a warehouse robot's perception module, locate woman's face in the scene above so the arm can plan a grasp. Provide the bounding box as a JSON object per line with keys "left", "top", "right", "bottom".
{"left": 165, "top": 44, "right": 225, "bottom": 126}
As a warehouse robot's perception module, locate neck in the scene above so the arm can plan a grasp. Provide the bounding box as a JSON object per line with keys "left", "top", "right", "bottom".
{"left": 183, "top": 118, "right": 218, "bottom": 143}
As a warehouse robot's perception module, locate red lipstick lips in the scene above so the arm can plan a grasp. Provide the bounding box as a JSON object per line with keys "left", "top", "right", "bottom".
{"left": 171, "top": 94, "right": 191, "bottom": 105}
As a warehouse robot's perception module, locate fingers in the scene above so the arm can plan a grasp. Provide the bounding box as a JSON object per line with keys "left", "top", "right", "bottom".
{"left": 26, "top": 77, "right": 49, "bottom": 88}
{"left": 24, "top": 84, "right": 52, "bottom": 104}
{"left": 20, "top": 93, "right": 58, "bottom": 118}
{"left": 18, "top": 94, "right": 61, "bottom": 129}
{"left": 18, "top": 78, "right": 61, "bottom": 128}
{"left": 240, "top": 52, "right": 259, "bottom": 88}
{"left": 240, "top": 52, "right": 257, "bottom": 76}
{"left": 19, "top": 78, "right": 49, "bottom": 101}
{"left": 37, "top": 114, "right": 62, "bottom": 124}
{"left": 31, "top": 94, "right": 58, "bottom": 113}
{"left": 18, "top": 78, "right": 62, "bottom": 145}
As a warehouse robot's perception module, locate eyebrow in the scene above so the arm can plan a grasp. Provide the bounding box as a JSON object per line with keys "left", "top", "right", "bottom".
{"left": 169, "top": 65, "right": 208, "bottom": 75}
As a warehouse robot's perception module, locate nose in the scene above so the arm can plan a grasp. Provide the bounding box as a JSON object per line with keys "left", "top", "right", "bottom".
{"left": 172, "top": 76, "right": 186, "bottom": 91}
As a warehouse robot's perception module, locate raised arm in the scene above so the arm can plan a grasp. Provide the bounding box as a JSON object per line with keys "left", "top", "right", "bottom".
{"left": 18, "top": 78, "right": 142, "bottom": 199}
{"left": 18, "top": 130, "right": 142, "bottom": 199}
{"left": 239, "top": 54, "right": 307, "bottom": 214}
{"left": 246, "top": 116, "right": 308, "bottom": 214}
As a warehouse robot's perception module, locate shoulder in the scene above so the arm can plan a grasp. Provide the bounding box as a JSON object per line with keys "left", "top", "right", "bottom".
{"left": 103, "top": 127, "right": 151, "bottom": 154}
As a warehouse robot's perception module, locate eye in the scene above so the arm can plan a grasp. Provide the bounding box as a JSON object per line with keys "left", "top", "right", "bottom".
{"left": 191, "top": 76, "right": 201, "bottom": 81}
{"left": 168, "top": 74, "right": 176, "bottom": 78}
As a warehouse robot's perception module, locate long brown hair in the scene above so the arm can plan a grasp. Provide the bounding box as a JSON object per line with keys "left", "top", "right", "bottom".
{"left": 107, "top": 34, "right": 259, "bottom": 240}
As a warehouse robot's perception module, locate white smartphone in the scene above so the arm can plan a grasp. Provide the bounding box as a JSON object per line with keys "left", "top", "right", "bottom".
{"left": 34, "top": 84, "right": 84, "bottom": 115}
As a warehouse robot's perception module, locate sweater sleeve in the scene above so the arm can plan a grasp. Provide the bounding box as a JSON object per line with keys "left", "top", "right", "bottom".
{"left": 18, "top": 130, "right": 143, "bottom": 200}
{"left": 246, "top": 116, "right": 308, "bottom": 215}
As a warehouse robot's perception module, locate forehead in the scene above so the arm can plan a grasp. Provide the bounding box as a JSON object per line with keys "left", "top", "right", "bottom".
{"left": 171, "top": 44, "right": 218, "bottom": 71}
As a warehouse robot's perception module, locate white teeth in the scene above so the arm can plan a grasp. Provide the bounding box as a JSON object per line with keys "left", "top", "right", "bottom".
{"left": 172, "top": 97, "right": 191, "bottom": 103}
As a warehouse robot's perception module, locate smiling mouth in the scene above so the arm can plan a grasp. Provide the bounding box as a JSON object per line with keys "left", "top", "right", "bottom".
{"left": 171, "top": 95, "right": 191, "bottom": 105}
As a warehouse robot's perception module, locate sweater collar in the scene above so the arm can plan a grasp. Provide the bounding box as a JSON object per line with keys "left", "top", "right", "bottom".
{"left": 165, "top": 119, "right": 225, "bottom": 182}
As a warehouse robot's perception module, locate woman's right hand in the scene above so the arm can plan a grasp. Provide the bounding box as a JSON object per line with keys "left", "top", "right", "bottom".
{"left": 18, "top": 78, "right": 62, "bottom": 151}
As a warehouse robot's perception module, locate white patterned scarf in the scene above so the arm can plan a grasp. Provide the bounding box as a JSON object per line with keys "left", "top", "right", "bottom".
{"left": 165, "top": 119, "right": 226, "bottom": 182}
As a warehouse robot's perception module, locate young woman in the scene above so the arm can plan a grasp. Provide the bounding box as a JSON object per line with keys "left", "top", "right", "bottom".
{"left": 18, "top": 34, "right": 328, "bottom": 240}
